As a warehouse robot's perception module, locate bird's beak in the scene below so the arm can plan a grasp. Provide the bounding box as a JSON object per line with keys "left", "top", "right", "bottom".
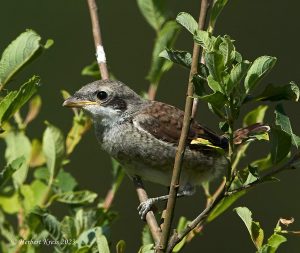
{"left": 63, "top": 97, "right": 98, "bottom": 108}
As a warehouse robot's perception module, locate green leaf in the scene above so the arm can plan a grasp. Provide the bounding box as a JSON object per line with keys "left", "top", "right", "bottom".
{"left": 271, "top": 127, "right": 291, "bottom": 164}
{"left": 173, "top": 217, "right": 189, "bottom": 252}
{"left": 81, "top": 61, "right": 100, "bottom": 79}
{"left": 142, "top": 225, "right": 153, "bottom": 246}
{"left": 138, "top": 244, "right": 154, "bottom": 253}
{"left": 42, "top": 123, "right": 65, "bottom": 184}
{"left": 207, "top": 75, "right": 222, "bottom": 93}
{"left": 205, "top": 52, "right": 225, "bottom": 87}
{"left": 208, "top": 0, "right": 229, "bottom": 32}
{"left": 250, "top": 154, "right": 272, "bottom": 172}
{"left": 137, "top": 0, "right": 167, "bottom": 32}
{"left": 176, "top": 12, "right": 198, "bottom": 35}
{"left": 48, "top": 190, "right": 97, "bottom": 205}
{"left": 5, "top": 131, "right": 31, "bottom": 187}
{"left": 275, "top": 104, "right": 299, "bottom": 147}
{"left": 0, "top": 30, "right": 50, "bottom": 90}
{"left": 146, "top": 21, "right": 180, "bottom": 84}
{"left": 116, "top": 240, "right": 126, "bottom": 253}
{"left": 218, "top": 36, "right": 234, "bottom": 66}
{"left": 61, "top": 216, "right": 77, "bottom": 239}
{"left": 0, "top": 192, "right": 21, "bottom": 214}
{"left": 266, "top": 234, "right": 286, "bottom": 253}
{"left": 207, "top": 190, "right": 245, "bottom": 222}
{"left": 199, "top": 91, "right": 227, "bottom": 110}
{"left": 0, "top": 76, "right": 40, "bottom": 125}
{"left": 257, "top": 234, "right": 287, "bottom": 253}
{"left": 227, "top": 61, "right": 251, "bottom": 94}
{"left": 66, "top": 111, "right": 92, "bottom": 155}
{"left": 193, "top": 30, "right": 213, "bottom": 51}
{"left": 254, "top": 82, "right": 299, "bottom": 102}
{"left": 234, "top": 207, "right": 264, "bottom": 249}
{"left": 54, "top": 169, "right": 78, "bottom": 192}
{"left": 0, "top": 157, "right": 24, "bottom": 189}
{"left": 159, "top": 49, "right": 191, "bottom": 69}
{"left": 96, "top": 233, "right": 110, "bottom": 253}
{"left": 244, "top": 56, "right": 277, "bottom": 93}
{"left": 77, "top": 227, "right": 103, "bottom": 248}
{"left": 243, "top": 105, "right": 268, "bottom": 127}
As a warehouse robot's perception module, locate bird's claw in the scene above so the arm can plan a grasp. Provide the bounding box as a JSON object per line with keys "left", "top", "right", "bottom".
{"left": 137, "top": 199, "right": 155, "bottom": 220}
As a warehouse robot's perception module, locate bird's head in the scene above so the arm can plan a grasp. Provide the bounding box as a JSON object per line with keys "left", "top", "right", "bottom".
{"left": 63, "top": 80, "right": 144, "bottom": 122}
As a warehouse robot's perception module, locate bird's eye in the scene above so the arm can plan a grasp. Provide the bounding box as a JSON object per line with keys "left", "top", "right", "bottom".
{"left": 96, "top": 91, "right": 108, "bottom": 101}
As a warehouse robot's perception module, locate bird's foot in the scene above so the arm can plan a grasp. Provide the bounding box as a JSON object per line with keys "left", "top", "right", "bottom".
{"left": 137, "top": 198, "right": 156, "bottom": 220}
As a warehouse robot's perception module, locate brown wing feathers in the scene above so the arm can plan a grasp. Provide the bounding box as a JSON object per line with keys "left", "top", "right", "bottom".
{"left": 137, "top": 101, "right": 228, "bottom": 151}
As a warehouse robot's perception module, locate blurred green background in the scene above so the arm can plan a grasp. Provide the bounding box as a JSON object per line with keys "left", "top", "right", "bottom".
{"left": 0, "top": 0, "right": 300, "bottom": 252}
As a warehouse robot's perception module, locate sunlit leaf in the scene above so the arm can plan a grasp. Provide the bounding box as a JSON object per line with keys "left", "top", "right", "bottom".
{"left": 96, "top": 233, "right": 110, "bottom": 253}
{"left": 42, "top": 123, "right": 65, "bottom": 184}
{"left": 24, "top": 95, "right": 42, "bottom": 126}
{"left": 207, "top": 190, "right": 245, "bottom": 222}
{"left": 137, "top": 0, "right": 167, "bottom": 31}
{"left": 116, "top": 240, "right": 126, "bottom": 253}
{"left": 176, "top": 12, "right": 198, "bottom": 35}
{"left": 54, "top": 169, "right": 78, "bottom": 193}
{"left": 66, "top": 111, "right": 92, "bottom": 155}
{"left": 81, "top": 61, "right": 101, "bottom": 79}
{"left": 205, "top": 52, "right": 225, "bottom": 87}
{"left": 159, "top": 49, "right": 191, "bottom": 69}
{"left": 255, "top": 82, "right": 299, "bottom": 102}
{"left": 146, "top": 21, "right": 180, "bottom": 84}
{"left": 244, "top": 56, "right": 277, "bottom": 93}
{"left": 0, "top": 30, "right": 51, "bottom": 89}
{"left": 0, "top": 76, "right": 40, "bottom": 125}
{"left": 208, "top": 0, "right": 229, "bottom": 32}
{"left": 227, "top": 61, "right": 251, "bottom": 94}
{"left": 0, "top": 157, "right": 24, "bottom": 189}
{"left": 29, "top": 139, "right": 46, "bottom": 167}
{"left": 0, "top": 192, "right": 21, "bottom": 214}
{"left": 5, "top": 131, "right": 31, "bottom": 187}
{"left": 48, "top": 190, "right": 97, "bottom": 205}
{"left": 234, "top": 207, "right": 264, "bottom": 249}
{"left": 243, "top": 105, "right": 268, "bottom": 127}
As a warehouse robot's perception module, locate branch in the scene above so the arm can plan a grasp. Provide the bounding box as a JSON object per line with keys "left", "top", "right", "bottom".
{"left": 133, "top": 177, "right": 162, "bottom": 244}
{"left": 166, "top": 152, "right": 300, "bottom": 251}
{"left": 191, "top": 0, "right": 212, "bottom": 118}
{"left": 86, "top": 0, "right": 109, "bottom": 80}
{"left": 157, "top": 1, "right": 211, "bottom": 252}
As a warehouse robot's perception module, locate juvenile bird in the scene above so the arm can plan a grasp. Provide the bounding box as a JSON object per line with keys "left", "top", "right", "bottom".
{"left": 63, "top": 80, "right": 268, "bottom": 218}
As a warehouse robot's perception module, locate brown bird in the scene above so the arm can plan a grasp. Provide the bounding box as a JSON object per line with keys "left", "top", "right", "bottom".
{"left": 63, "top": 79, "right": 268, "bottom": 219}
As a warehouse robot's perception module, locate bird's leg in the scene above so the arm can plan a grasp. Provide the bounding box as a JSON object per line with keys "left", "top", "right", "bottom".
{"left": 137, "top": 184, "right": 196, "bottom": 220}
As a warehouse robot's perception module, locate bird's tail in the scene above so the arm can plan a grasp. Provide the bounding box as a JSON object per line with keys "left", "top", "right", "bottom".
{"left": 233, "top": 123, "right": 270, "bottom": 145}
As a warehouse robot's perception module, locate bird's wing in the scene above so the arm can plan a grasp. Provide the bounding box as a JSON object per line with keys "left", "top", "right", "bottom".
{"left": 133, "top": 101, "right": 228, "bottom": 150}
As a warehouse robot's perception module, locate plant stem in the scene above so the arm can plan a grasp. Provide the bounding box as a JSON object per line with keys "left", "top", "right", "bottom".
{"left": 157, "top": 1, "right": 211, "bottom": 252}
{"left": 166, "top": 152, "right": 300, "bottom": 251}
{"left": 86, "top": 0, "right": 109, "bottom": 80}
{"left": 191, "top": 0, "right": 212, "bottom": 118}
{"left": 148, "top": 83, "right": 158, "bottom": 101}
{"left": 133, "top": 176, "right": 162, "bottom": 244}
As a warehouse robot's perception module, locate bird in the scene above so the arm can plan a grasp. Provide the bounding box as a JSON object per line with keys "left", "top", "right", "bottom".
{"left": 63, "top": 79, "right": 269, "bottom": 219}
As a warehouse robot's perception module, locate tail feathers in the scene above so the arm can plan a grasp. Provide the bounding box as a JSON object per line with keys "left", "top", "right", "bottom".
{"left": 233, "top": 123, "right": 270, "bottom": 145}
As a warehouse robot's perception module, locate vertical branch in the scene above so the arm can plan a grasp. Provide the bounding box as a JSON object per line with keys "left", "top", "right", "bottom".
{"left": 133, "top": 177, "right": 162, "bottom": 244}
{"left": 191, "top": 0, "right": 212, "bottom": 118}
{"left": 157, "top": 1, "right": 211, "bottom": 252}
{"left": 86, "top": 0, "right": 109, "bottom": 80}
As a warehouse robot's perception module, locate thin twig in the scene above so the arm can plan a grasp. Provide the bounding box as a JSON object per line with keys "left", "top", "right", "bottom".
{"left": 148, "top": 83, "right": 158, "bottom": 101}
{"left": 86, "top": 0, "right": 109, "bottom": 80}
{"left": 166, "top": 152, "right": 300, "bottom": 251}
{"left": 191, "top": 0, "right": 212, "bottom": 118}
{"left": 133, "top": 177, "right": 162, "bottom": 244}
{"left": 157, "top": 1, "right": 211, "bottom": 252}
